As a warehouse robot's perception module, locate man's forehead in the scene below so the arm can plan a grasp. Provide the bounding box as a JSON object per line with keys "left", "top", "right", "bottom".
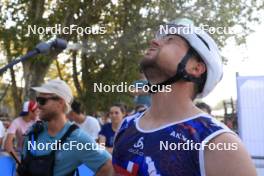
{"left": 167, "top": 34, "right": 187, "bottom": 41}
{"left": 165, "top": 34, "right": 190, "bottom": 47}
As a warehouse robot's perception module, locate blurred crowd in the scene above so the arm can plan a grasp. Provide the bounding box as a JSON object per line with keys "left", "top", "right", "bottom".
{"left": 0, "top": 99, "right": 215, "bottom": 155}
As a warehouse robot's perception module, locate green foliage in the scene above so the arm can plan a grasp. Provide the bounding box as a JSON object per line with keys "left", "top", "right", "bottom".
{"left": 0, "top": 0, "right": 263, "bottom": 114}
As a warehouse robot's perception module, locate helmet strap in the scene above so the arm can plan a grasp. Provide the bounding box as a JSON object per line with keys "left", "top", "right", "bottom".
{"left": 148, "top": 47, "right": 203, "bottom": 94}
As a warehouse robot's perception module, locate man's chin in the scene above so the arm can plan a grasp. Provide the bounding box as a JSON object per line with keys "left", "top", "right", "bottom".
{"left": 140, "top": 56, "right": 157, "bottom": 70}
{"left": 39, "top": 115, "right": 51, "bottom": 122}
{"left": 142, "top": 54, "right": 156, "bottom": 62}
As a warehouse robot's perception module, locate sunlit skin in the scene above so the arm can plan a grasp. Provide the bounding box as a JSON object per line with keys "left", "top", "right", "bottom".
{"left": 138, "top": 34, "right": 257, "bottom": 176}
{"left": 141, "top": 35, "right": 190, "bottom": 84}
{"left": 37, "top": 93, "right": 64, "bottom": 123}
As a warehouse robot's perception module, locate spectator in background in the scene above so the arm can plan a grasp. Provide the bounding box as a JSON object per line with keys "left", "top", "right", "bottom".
{"left": 0, "top": 120, "right": 5, "bottom": 148}
{"left": 98, "top": 104, "right": 126, "bottom": 154}
{"left": 68, "top": 100, "right": 101, "bottom": 141}
{"left": 19, "top": 79, "right": 113, "bottom": 175}
{"left": 130, "top": 72, "right": 151, "bottom": 107}
{"left": 97, "top": 112, "right": 111, "bottom": 127}
{"left": 3, "top": 120, "right": 11, "bottom": 129}
{"left": 1, "top": 119, "right": 11, "bottom": 150}
{"left": 195, "top": 102, "right": 212, "bottom": 114}
{"left": 4, "top": 100, "right": 38, "bottom": 160}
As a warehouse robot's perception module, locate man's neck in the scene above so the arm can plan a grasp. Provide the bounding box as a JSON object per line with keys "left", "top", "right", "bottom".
{"left": 48, "top": 114, "right": 68, "bottom": 137}
{"left": 140, "top": 83, "right": 202, "bottom": 129}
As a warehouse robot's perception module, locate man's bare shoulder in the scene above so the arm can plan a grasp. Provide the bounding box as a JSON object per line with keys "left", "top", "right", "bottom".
{"left": 205, "top": 132, "right": 257, "bottom": 176}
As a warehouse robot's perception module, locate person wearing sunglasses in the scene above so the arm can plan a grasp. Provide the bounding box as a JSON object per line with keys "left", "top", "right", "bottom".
{"left": 5, "top": 100, "right": 38, "bottom": 162}
{"left": 112, "top": 19, "right": 256, "bottom": 176}
{"left": 19, "top": 79, "right": 113, "bottom": 176}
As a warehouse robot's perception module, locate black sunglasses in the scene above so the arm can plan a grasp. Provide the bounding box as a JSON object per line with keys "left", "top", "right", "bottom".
{"left": 36, "top": 96, "right": 61, "bottom": 106}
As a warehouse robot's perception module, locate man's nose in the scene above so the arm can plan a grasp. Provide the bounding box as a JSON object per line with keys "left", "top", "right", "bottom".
{"left": 149, "top": 38, "right": 162, "bottom": 47}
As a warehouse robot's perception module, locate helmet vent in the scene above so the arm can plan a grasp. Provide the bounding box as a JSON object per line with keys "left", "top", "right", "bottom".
{"left": 196, "top": 34, "right": 210, "bottom": 50}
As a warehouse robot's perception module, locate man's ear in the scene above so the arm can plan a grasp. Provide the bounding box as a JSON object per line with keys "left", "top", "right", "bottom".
{"left": 58, "top": 98, "right": 67, "bottom": 109}
{"left": 187, "top": 59, "right": 206, "bottom": 77}
{"left": 58, "top": 98, "right": 64, "bottom": 105}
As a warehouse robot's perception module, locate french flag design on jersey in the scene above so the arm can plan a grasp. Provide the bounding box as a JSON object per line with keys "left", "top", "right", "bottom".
{"left": 113, "top": 161, "right": 139, "bottom": 176}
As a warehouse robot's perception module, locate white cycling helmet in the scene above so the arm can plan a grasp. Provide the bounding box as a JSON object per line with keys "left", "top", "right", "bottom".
{"left": 155, "top": 18, "right": 223, "bottom": 98}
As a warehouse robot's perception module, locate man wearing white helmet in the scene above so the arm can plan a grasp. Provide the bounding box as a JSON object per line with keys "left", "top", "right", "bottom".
{"left": 112, "top": 19, "right": 256, "bottom": 176}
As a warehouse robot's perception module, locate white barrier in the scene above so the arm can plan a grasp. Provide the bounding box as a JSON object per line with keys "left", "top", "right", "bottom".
{"left": 236, "top": 75, "right": 264, "bottom": 175}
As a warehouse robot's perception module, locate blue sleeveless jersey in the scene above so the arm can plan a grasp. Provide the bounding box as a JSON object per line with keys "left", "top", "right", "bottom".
{"left": 112, "top": 112, "right": 232, "bottom": 176}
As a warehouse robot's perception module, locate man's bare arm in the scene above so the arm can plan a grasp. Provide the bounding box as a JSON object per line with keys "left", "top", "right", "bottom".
{"left": 96, "top": 159, "right": 114, "bottom": 176}
{"left": 205, "top": 133, "right": 257, "bottom": 176}
{"left": 4, "top": 134, "right": 15, "bottom": 152}
{"left": 106, "top": 147, "right": 113, "bottom": 154}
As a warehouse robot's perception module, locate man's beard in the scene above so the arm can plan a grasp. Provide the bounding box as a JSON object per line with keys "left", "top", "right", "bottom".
{"left": 39, "top": 111, "right": 58, "bottom": 122}
{"left": 140, "top": 53, "right": 171, "bottom": 84}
